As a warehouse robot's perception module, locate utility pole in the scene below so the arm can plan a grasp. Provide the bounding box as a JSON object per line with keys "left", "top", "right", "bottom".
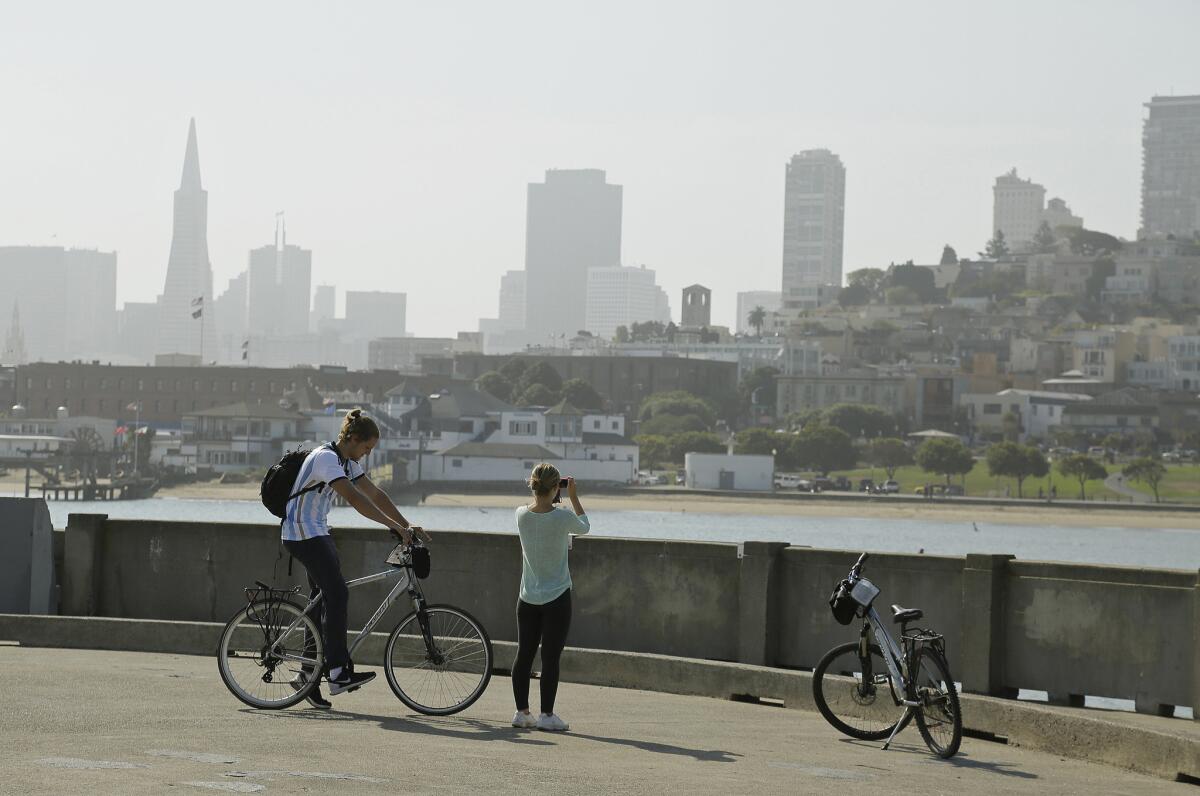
{"left": 19, "top": 448, "right": 33, "bottom": 498}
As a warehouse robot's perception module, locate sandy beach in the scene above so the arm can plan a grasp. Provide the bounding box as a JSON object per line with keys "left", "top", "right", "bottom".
{"left": 4, "top": 477, "right": 1194, "bottom": 530}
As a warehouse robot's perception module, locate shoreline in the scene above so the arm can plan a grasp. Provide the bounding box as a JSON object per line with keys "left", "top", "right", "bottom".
{"left": 69, "top": 481, "right": 1200, "bottom": 530}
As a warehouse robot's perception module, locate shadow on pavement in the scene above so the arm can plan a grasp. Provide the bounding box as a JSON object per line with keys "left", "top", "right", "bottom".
{"left": 241, "top": 708, "right": 740, "bottom": 761}
{"left": 836, "top": 738, "right": 1038, "bottom": 779}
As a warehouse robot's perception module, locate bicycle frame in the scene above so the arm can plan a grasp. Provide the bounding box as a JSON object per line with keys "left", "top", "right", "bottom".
{"left": 270, "top": 562, "right": 427, "bottom": 664}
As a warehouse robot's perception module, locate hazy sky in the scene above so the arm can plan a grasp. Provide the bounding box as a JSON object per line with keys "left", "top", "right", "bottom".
{"left": 1, "top": 1, "right": 1196, "bottom": 337}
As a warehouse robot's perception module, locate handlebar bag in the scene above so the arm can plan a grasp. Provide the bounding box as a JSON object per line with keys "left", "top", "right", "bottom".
{"left": 829, "top": 580, "right": 858, "bottom": 625}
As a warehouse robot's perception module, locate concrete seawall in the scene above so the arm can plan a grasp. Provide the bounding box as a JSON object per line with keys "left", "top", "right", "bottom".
{"left": 54, "top": 513, "right": 1200, "bottom": 723}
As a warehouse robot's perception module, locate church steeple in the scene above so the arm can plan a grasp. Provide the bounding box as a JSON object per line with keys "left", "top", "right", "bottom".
{"left": 180, "top": 117, "right": 202, "bottom": 191}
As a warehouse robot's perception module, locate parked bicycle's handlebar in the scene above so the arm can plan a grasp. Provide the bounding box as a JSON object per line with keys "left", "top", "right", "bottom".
{"left": 849, "top": 552, "right": 869, "bottom": 580}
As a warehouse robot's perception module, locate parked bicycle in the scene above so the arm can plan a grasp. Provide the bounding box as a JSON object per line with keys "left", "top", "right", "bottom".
{"left": 812, "top": 552, "right": 962, "bottom": 758}
{"left": 217, "top": 540, "right": 493, "bottom": 715}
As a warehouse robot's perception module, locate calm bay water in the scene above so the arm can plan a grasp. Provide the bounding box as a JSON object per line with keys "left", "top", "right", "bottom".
{"left": 42, "top": 496, "right": 1200, "bottom": 570}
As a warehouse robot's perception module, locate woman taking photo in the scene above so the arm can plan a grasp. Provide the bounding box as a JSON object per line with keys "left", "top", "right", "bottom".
{"left": 511, "top": 463, "right": 589, "bottom": 731}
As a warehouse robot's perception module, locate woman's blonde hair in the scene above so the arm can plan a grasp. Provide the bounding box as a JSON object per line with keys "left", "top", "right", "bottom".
{"left": 338, "top": 408, "right": 380, "bottom": 444}
{"left": 528, "top": 462, "right": 561, "bottom": 496}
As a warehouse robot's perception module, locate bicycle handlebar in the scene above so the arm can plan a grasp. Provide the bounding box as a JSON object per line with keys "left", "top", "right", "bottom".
{"left": 849, "top": 552, "right": 869, "bottom": 579}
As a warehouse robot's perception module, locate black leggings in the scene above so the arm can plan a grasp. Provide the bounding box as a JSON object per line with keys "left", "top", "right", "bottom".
{"left": 284, "top": 535, "right": 350, "bottom": 671}
{"left": 512, "top": 589, "right": 572, "bottom": 714}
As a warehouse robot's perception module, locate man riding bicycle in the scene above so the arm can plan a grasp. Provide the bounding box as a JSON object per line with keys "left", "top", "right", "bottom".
{"left": 282, "top": 408, "right": 431, "bottom": 708}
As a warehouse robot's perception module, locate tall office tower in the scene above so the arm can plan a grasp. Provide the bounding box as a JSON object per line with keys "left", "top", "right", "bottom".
{"left": 736, "top": 291, "right": 782, "bottom": 333}
{"left": 1042, "top": 197, "right": 1083, "bottom": 232}
{"left": 654, "top": 286, "right": 671, "bottom": 325}
{"left": 524, "top": 169, "right": 622, "bottom": 341}
{"left": 345, "top": 290, "right": 406, "bottom": 340}
{"left": 0, "top": 246, "right": 117, "bottom": 361}
{"left": 498, "top": 270, "right": 526, "bottom": 331}
{"left": 247, "top": 220, "right": 312, "bottom": 338}
{"left": 993, "top": 168, "right": 1046, "bottom": 249}
{"left": 311, "top": 284, "right": 336, "bottom": 332}
{"left": 681, "top": 284, "right": 712, "bottom": 328}
{"left": 116, "top": 302, "right": 159, "bottom": 364}
{"left": 213, "top": 272, "right": 248, "bottom": 363}
{"left": 781, "top": 150, "right": 845, "bottom": 307}
{"left": 156, "top": 119, "right": 214, "bottom": 358}
{"left": 1142, "top": 95, "right": 1200, "bottom": 238}
{"left": 584, "top": 265, "right": 666, "bottom": 340}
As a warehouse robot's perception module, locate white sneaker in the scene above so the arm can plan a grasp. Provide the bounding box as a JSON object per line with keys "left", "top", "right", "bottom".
{"left": 537, "top": 713, "right": 569, "bottom": 731}
{"left": 511, "top": 711, "right": 537, "bottom": 729}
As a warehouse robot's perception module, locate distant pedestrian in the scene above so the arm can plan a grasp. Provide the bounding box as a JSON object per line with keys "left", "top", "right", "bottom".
{"left": 511, "top": 463, "right": 589, "bottom": 732}
{"left": 1050, "top": 484, "right": 1057, "bottom": 499}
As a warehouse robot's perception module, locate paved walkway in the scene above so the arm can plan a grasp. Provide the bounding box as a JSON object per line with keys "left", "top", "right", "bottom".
{"left": 0, "top": 646, "right": 1191, "bottom": 795}
{"left": 1105, "top": 472, "right": 1151, "bottom": 503}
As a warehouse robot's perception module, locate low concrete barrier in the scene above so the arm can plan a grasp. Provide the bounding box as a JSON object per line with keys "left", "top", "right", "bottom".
{"left": 1, "top": 613, "right": 1195, "bottom": 784}
{"left": 0, "top": 498, "right": 55, "bottom": 614}
{"left": 56, "top": 514, "right": 1200, "bottom": 721}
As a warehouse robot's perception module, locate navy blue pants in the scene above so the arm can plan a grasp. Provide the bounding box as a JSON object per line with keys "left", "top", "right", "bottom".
{"left": 284, "top": 535, "right": 350, "bottom": 671}
{"left": 512, "top": 589, "right": 572, "bottom": 714}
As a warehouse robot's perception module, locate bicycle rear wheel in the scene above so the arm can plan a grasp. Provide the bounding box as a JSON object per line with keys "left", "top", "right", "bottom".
{"left": 912, "top": 647, "right": 962, "bottom": 758}
{"left": 812, "top": 641, "right": 903, "bottom": 740}
{"left": 217, "top": 599, "right": 324, "bottom": 710}
{"left": 384, "top": 604, "right": 493, "bottom": 716}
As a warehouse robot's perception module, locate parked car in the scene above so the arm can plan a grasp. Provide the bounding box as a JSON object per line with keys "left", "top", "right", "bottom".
{"left": 675, "top": 470, "right": 686, "bottom": 485}
{"left": 832, "top": 476, "right": 851, "bottom": 491}
{"left": 796, "top": 479, "right": 814, "bottom": 491}
{"left": 881, "top": 479, "right": 900, "bottom": 494}
{"left": 775, "top": 474, "right": 803, "bottom": 489}
{"left": 858, "top": 478, "right": 875, "bottom": 493}
{"left": 635, "top": 471, "right": 666, "bottom": 486}
{"left": 811, "top": 476, "right": 835, "bottom": 492}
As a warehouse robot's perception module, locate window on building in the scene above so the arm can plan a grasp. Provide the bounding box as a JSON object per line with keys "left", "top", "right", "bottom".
{"left": 611, "top": 420, "right": 618, "bottom": 430}
{"left": 593, "top": 420, "right": 600, "bottom": 429}
{"left": 452, "top": 459, "right": 463, "bottom": 468}
{"left": 509, "top": 421, "right": 536, "bottom": 436}
{"left": 983, "top": 404, "right": 1002, "bottom": 415}
{"left": 64, "top": 378, "right": 71, "bottom": 390}
{"left": 137, "top": 380, "right": 144, "bottom": 391}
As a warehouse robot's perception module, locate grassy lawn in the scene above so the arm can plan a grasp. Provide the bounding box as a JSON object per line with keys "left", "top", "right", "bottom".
{"left": 784, "top": 461, "right": 1127, "bottom": 502}
{"left": 1119, "top": 464, "right": 1200, "bottom": 504}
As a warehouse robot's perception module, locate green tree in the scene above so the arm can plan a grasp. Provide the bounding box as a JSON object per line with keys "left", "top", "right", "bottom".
{"left": 886, "top": 262, "right": 937, "bottom": 303}
{"left": 560, "top": 378, "right": 604, "bottom": 411}
{"left": 515, "top": 361, "right": 563, "bottom": 395}
{"left": 1122, "top": 457, "right": 1167, "bottom": 503}
{"left": 1066, "top": 227, "right": 1123, "bottom": 257}
{"left": 866, "top": 437, "right": 912, "bottom": 479}
{"left": 668, "top": 431, "right": 726, "bottom": 462}
{"left": 739, "top": 366, "right": 780, "bottom": 418}
{"left": 638, "top": 412, "right": 709, "bottom": 435}
{"left": 634, "top": 434, "right": 670, "bottom": 469}
{"left": 982, "top": 229, "right": 1009, "bottom": 258}
{"left": 1032, "top": 221, "right": 1058, "bottom": 254}
{"left": 748, "top": 305, "right": 767, "bottom": 336}
{"left": 1085, "top": 257, "right": 1116, "bottom": 301}
{"left": 847, "top": 267, "right": 887, "bottom": 298}
{"left": 939, "top": 244, "right": 958, "bottom": 265}
{"left": 782, "top": 408, "right": 823, "bottom": 431}
{"left": 614, "top": 325, "right": 630, "bottom": 343}
{"left": 793, "top": 424, "right": 857, "bottom": 474}
{"left": 885, "top": 285, "right": 920, "bottom": 305}
{"left": 499, "top": 358, "right": 529, "bottom": 383}
{"left": 630, "top": 320, "right": 666, "bottom": 342}
{"left": 915, "top": 437, "right": 974, "bottom": 487}
{"left": 985, "top": 442, "right": 1048, "bottom": 498}
{"left": 514, "top": 383, "right": 559, "bottom": 407}
{"left": 838, "top": 283, "right": 873, "bottom": 307}
{"left": 1000, "top": 410, "right": 1022, "bottom": 442}
{"left": 734, "top": 427, "right": 787, "bottom": 456}
{"left": 638, "top": 391, "right": 717, "bottom": 428}
{"left": 473, "top": 371, "right": 513, "bottom": 402}
{"left": 1056, "top": 453, "right": 1108, "bottom": 500}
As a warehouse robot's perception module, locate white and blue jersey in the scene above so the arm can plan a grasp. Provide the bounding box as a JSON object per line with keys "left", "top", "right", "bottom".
{"left": 281, "top": 443, "right": 365, "bottom": 541}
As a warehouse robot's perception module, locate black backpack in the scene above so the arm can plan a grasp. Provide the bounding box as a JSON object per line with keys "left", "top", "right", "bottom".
{"left": 261, "top": 444, "right": 344, "bottom": 519}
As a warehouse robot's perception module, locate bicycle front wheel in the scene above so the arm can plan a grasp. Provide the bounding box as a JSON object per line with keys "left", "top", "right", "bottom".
{"left": 912, "top": 647, "right": 962, "bottom": 758}
{"left": 217, "top": 599, "right": 324, "bottom": 710}
{"left": 384, "top": 604, "right": 493, "bottom": 715}
{"left": 812, "top": 641, "right": 903, "bottom": 740}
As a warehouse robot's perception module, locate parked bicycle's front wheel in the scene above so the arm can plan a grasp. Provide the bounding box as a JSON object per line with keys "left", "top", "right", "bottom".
{"left": 912, "top": 647, "right": 962, "bottom": 758}
{"left": 384, "top": 604, "right": 493, "bottom": 715}
{"left": 812, "top": 641, "right": 903, "bottom": 740}
{"left": 217, "top": 599, "right": 324, "bottom": 710}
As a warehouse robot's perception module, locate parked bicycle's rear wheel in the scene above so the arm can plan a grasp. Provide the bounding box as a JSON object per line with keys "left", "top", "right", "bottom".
{"left": 384, "top": 604, "right": 493, "bottom": 715}
{"left": 217, "top": 599, "right": 324, "bottom": 710}
{"left": 911, "top": 647, "right": 962, "bottom": 758}
{"left": 812, "top": 641, "right": 902, "bottom": 740}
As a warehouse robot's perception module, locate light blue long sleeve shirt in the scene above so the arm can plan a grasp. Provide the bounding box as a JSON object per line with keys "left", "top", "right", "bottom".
{"left": 515, "top": 506, "right": 590, "bottom": 605}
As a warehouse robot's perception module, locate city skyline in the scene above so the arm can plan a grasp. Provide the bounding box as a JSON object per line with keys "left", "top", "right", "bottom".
{"left": 1, "top": 1, "right": 1197, "bottom": 338}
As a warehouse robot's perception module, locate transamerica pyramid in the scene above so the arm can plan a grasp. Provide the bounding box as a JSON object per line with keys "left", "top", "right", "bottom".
{"left": 156, "top": 118, "right": 214, "bottom": 359}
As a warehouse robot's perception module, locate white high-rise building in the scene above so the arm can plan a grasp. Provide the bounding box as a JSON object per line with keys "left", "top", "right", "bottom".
{"left": 345, "top": 290, "right": 406, "bottom": 341}
{"left": 782, "top": 150, "right": 845, "bottom": 308}
{"left": 525, "top": 169, "right": 622, "bottom": 340}
{"left": 498, "top": 270, "right": 526, "bottom": 331}
{"left": 247, "top": 223, "right": 312, "bottom": 339}
{"left": 311, "top": 284, "right": 336, "bottom": 332}
{"left": 1142, "top": 95, "right": 1200, "bottom": 239}
{"left": 993, "top": 168, "right": 1046, "bottom": 249}
{"left": 736, "top": 291, "right": 782, "bottom": 334}
{"left": 584, "top": 265, "right": 670, "bottom": 340}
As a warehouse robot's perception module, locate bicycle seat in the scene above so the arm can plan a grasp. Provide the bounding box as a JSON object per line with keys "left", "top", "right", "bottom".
{"left": 891, "top": 605, "right": 923, "bottom": 624}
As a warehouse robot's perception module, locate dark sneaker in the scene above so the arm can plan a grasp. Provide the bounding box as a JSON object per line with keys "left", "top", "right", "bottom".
{"left": 327, "top": 665, "right": 376, "bottom": 696}
{"left": 290, "top": 672, "right": 332, "bottom": 709}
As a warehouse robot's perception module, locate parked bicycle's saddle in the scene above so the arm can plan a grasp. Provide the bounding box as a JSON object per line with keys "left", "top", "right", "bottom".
{"left": 891, "top": 605, "right": 923, "bottom": 624}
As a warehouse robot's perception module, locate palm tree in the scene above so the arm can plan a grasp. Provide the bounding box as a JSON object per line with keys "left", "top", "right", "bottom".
{"left": 748, "top": 305, "right": 767, "bottom": 337}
